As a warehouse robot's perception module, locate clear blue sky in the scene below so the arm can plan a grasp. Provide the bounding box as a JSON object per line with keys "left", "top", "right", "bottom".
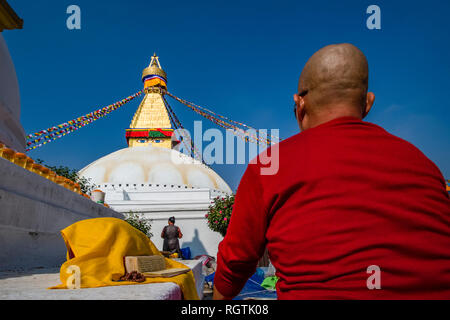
{"left": 4, "top": 0, "right": 449, "bottom": 191}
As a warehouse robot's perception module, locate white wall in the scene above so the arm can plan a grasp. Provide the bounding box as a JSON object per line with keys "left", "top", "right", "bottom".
{"left": 100, "top": 184, "right": 225, "bottom": 258}
{"left": 0, "top": 158, "right": 124, "bottom": 270}
{"left": 0, "top": 34, "right": 25, "bottom": 153}
{"left": 147, "top": 215, "right": 223, "bottom": 259}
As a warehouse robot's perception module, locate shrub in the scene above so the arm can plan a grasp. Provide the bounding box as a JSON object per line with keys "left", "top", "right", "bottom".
{"left": 206, "top": 194, "right": 235, "bottom": 237}
{"left": 35, "top": 159, "right": 95, "bottom": 194}
{"left": 124, "top": 211, "right": 153, "bottom": 238}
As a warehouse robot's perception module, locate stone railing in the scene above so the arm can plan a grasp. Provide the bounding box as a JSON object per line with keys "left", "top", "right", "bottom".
{"left": 0, "top": 140, "right": 110, "bottom": 208}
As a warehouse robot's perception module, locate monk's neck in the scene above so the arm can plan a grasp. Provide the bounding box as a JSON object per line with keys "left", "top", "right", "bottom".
{"left": 305, "top": 107, "right": 363, "bottom": 130}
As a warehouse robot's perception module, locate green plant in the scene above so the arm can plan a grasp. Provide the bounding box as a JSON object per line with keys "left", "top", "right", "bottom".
{"left": 35, "top": 159, "right": 95, "bottom": 194}
{"left": 206, "top": 194, "right": 235, "bottom": 237}
{"left": 124, "top": 211, "right": 153, "bottom": 238}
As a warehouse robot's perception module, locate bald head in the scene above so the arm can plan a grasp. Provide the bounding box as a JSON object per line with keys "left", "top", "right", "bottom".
{"left": 294, "top": 43, "right": 374, "bottom": 130}
{"left": 300, "top": 43, "right": 369, "bottom": 109}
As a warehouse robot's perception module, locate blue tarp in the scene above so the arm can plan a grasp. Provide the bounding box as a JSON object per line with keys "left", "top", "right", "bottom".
{"left": 205, "top": 268, "right": 277, "bottom": 300}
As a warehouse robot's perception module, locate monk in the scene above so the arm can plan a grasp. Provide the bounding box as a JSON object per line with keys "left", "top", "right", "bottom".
{"left": 213, "top": 43, "right": 450, "bottom": 299}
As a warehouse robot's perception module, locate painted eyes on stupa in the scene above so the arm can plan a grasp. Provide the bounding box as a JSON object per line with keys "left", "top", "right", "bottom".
{"left": 137, "top": 139, "right": 163, "bottom": 144}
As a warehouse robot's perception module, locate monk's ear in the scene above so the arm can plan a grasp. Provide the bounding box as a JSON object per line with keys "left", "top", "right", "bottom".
{"left": 363, "top": 92, "right": 375, "bottom": 118}
{"left": 298, "top": 96, "right": 306, "bottom": 120}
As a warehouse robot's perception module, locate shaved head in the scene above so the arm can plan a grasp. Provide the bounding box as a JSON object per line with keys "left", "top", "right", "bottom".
{"left": 299, "top": 43, "right": 369, "bottom": 111}
{"left": 294, "top": 43, "right": 374, "bottom": 130}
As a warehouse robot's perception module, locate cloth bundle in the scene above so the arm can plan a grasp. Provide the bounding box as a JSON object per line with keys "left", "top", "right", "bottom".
{"left": 49, "top": 217, "right": 199, "bottom": 300}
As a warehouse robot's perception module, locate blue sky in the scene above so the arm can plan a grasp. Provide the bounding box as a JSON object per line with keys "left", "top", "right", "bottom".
{"left": 3, "top": 0, "right": 449, "bottom": 191}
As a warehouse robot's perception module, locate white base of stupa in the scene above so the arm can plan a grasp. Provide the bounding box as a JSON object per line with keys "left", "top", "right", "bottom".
{"left": 100, "top": 183, "right": 227, "bottom": 258}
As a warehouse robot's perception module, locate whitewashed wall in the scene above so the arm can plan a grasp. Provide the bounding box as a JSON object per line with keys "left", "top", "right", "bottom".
{"left": 0, "top": 34, "right": 26, "bottom": 153}
{"left": 0, "top": 158, "right": 124, "bottom": 270}
{"left": 100, "top": 184, "right": 226, "bottom": 258}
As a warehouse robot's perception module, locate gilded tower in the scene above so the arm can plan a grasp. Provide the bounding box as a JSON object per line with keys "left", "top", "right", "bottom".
{"left": 125, "top": 54, "right": 178, "bottom": 149}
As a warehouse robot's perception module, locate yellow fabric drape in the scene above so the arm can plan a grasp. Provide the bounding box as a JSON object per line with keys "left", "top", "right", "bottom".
{"left": 49, "top": 217, "right": 199, "bottom": 300}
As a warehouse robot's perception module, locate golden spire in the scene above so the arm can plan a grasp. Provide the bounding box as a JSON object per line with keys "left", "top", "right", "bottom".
{"left": 129, "top": 92, "right": 172, "bottom": 130}
{"left": 125, "top": 55, "right": 174, "bottom": 149}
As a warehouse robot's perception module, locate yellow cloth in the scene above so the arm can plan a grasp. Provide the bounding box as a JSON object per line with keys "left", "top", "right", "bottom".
{"left": 49, "top": 217, "right": 199, "bottom": 300}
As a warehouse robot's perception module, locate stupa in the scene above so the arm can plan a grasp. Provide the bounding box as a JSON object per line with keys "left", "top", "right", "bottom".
{"left": 125, "top": 54, "right": 176, "bottom": 149}
{"left": 0, "top": 33, "right": 25, "bottom": 152}
{"left": 79, "top": 55, "right": 232, "bottom": 257}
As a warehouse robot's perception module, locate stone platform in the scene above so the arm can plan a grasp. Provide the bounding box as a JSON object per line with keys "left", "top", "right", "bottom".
{"left": 0, "top": 260, "right": 204, "bottom": 300}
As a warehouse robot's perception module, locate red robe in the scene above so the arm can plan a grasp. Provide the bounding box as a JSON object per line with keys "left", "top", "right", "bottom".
{"left": 214, "top": 117, "right": 450, "bottom": 299}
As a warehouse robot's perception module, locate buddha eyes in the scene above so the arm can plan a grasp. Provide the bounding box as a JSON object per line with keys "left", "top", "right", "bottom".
{"left": 137, "top": 139, "right": 162, "bottom": 143}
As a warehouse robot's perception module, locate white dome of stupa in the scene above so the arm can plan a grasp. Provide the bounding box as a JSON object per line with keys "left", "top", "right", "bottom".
{"left": 79, "top": 146, "right": 232, "bottom": 194}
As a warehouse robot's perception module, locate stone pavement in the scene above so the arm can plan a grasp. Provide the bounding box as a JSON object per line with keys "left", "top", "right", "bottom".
{"left": 0, "top": 259, "right": 206, "bottom": 300}
{"left": 0, "top": 267, "right": 184, "bottom": 300}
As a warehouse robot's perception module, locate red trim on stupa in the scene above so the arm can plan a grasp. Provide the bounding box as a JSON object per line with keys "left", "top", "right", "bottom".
{"left": 125, "top": 128, "right": 174, "bottom": 139}
{"left": 125, "top": 130, "right": 148, "bottom": 138}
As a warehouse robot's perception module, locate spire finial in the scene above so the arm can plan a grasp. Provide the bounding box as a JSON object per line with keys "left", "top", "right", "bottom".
{"left": 142, "top": 53, "right": 167, "bottom": 89}
{"left": 149, "top": 53, "right": 161, "bottom": 68}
